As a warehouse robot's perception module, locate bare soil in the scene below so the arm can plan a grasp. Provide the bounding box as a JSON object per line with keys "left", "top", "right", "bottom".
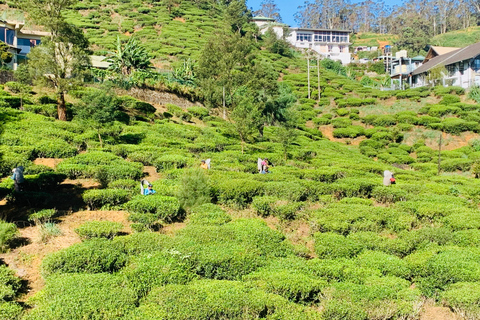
{"left": 420, "top": 302, "right": 458, "bottom": 320}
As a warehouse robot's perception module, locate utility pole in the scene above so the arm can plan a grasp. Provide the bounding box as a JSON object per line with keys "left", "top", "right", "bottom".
{"left": 437, "top": 132, "right": 442, "bottom": 175}
{"left": 317, "top": 54, "right": 321, "bottom": 101}
{"left": 223, "top": 86, "right": 226, "bottom": 120}
{"left": 307, "top": 53, "right": 311, "bottom": 99}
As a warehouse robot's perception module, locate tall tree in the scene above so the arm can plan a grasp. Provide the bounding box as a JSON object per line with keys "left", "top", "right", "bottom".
{"left": 18, "top": 0, "right": 90, "bottom": 121}
{"left": 254, "top": 0, "right": 283, "bottom": 22}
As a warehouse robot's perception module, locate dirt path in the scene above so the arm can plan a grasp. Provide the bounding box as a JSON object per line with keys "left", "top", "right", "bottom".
{"left": 0, "top": 210, "right": 130, "bottom": 300}
{"left": 420, "top": 302, "right": 458, "bottom": 320}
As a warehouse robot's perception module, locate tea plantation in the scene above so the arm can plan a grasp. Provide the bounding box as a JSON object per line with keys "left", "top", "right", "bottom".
{"left": 1, "top": 75, "right": 480, "bottom": 319}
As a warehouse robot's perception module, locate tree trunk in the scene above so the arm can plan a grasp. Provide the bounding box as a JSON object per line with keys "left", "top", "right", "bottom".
{"left": 98, "top": 132, "right": 103, "bottom": 148}
{"left": 57, "top": 91, "right": 67, "bottom": 121}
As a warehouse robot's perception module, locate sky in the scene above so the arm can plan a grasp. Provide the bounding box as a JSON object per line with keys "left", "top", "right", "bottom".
{"left": 246, "top": 0, "right": 404, "bottom": 28}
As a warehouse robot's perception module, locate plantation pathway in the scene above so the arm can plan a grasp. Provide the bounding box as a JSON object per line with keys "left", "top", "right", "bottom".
{"left": 420, "top": 303, "right": 458, "bottom": 320}
{"left": 318, "top": 125, "right": 365, "bottom": 146}
{"left": 0, "top": 210, "right": 130, "bottom": 300}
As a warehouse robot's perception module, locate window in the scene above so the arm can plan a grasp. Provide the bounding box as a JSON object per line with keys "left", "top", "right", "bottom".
{"left": 314, "top": 31, "right": 331, "bottom": 42}
{"left": 473, "top": 58, "right": 480, "bottom": 71}
{"left": 0, "top": 27, "right": 5, "bottom": 43}
{"left": 296, "top": 33, "right": 312, "bottom": 42}
{"left": 17, "top": 38, "right": 31, "bottom": 46}
{"left": 339, "top": 45, "right": 345, "bottom": 53}
{"left": 6, "top": 29, "right": 14, "bottom": 45}
{"left": 446, "top": 64, "right": 456, "bottom": 76}
{"left": 328, "top": 45, "right": 333, "bottom": 53}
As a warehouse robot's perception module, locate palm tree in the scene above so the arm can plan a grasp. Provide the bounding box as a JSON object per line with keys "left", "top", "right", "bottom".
{"left": 106, "top": 36, "right": 152, "bottom": 76}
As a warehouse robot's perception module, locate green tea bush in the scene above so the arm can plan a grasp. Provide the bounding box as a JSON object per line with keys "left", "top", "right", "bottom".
{"left": 372, "top": 186, "right": 408, "bottom": 203}
{"left": 24, "top": 172, "right": 67, "bottom": 191}
{"left": 339, "top": 197, "right": 373, "bottom": 206}
{"left": 108, "top": 179, "right": 138, "bottom": 191}
{"left": 177, "top": 168, "right": 210, "bottom": 209}
{"left": 187, "top": 203, "right": 231, "bottom": 225}
{"left": 0, "top": 221, "right": 18, "bottom": 252}
{"left": 314, "top": 232, "right": 363, "bottom": 258}
{"left": 252, "top": 196, "right": 278, "bottom": 217}
{"left": 130, "top": 280, "right": 317, "bottom": 320}
{"left": 153, "top": 154, "right": 188, "bottom": 171}
{"left": 414, "top": 115, "right": 442, "bottom": 126}
{"left": 418, "top": 248, "right": 480, "bottom": 297}
{"left": 41, "top": 238, "right": 127, "bottom": 277}
{"left": 335, "top": 108, "right": 349, "bottom": 116}
{"left": 119, "top": 95, "right": 156, "bottom": 114}
{"left": 74, "top": 221, "right": 124, "bottom": 240}
{"left": 273, "top": 202, "right": 304, "bottom": 220}
{"left": 187, "top": 106, "right": 209, "bottom": 119}
{"left": 331, "top": 117, "right": 352, "bottom": 128}
{"left": 121, "top": 251, "right": 198, "bottom": 298}
{"left": 24, "top": 273, "right": 137, "bottom": 320}
{"left": 327, "top": 178, "right": 377, "bottom": 199}
{"left": 442, "top": 282, "right": 480, "bottom": 319}
{"left": 263, "top": 181, "right": 308, "bottom": 201}
{"left": 434, "top": 86, "right": 464, "bottom": 96}
{"left": 244, "top": 269, "right": 326, "bottom": 303}
{"left": 82, "top": 189, "right": 131, "bottom": 209}
{"left": 302, "top": 167, "right": 347, "bottom": 183}
{"left": 427, "top": 105, "right": 461, "bottom": 117}
{"left": 440, "top": 158, "right": 472, "bottom": 172}
{"left": 166, "top": 103, "right": 184, "bottom": 117}
{"left": 214, "top": 179, "right": 264, "bottom": 208}
{"left": 442, "top": 118, "right": 478, "bottom": 134}
{"left": 355, "top": 250, "right": 410, "bottom": 278}
{"left": 333, "top": 126, "right": 364, "bottom": 138}
{"left": 124, "top": 195, "right": 181, "bottom": 222}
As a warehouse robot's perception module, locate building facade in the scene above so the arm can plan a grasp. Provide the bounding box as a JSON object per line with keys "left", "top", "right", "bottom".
{"left": 251, "top": 17, "right": 351, "bottom": 65}
{"left": 0, "top": 19, "right": 48, "bottom": 70}
{"left": 411, "top": 42, "right": 480, "bottom": 89}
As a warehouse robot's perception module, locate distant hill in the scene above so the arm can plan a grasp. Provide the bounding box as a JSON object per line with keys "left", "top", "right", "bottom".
{"left": 431, "top": 26, "right": 480, "bottom": 48}
{"left": 62, "top": 0, "right": 224, "bottom": 69}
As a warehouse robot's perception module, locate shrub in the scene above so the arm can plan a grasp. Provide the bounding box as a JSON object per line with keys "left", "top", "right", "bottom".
{"left": 214, "top": 179, "right": 264, "bottom": 208}
{"left": 314, "top": 232, "right": 362, "bottom": 258}
{"left": 130, "top": 280, "right": 317, "bottom": 320}
{"left": 335, "top": 108, "right": 349, "bottom": 117}
{"left": 153, "top": 154, "right": 188, "bottom": 171}
{"left": 439, "top": 94, "right": 461, "bottom": 105}
{"left": 0, "top": 221, "right": 18, "bottom": 252}
{"left": 124, "top": 195, "right": 181, "bottom": 222}
{"left": 187, "top": 203, "right": 231, "bottom": 225}
{"left": 23, "top": 273, "right": 137, "bottom": 320}
{"left": 372, "top": 186, "right": 408, "bottom": 203}
{"left": 442, "top": 118, "right": 478, "bottom": 134}
{"left": 440, "top": 158, "right": 472, "bottom": 172}
{"left": 273, "top": 202, "right": 304, "bottom": 220}
{"left": 252, "top": 196, "right": 278, "bottom": 217}
{"left": 333, "top": 126, "right": 365, "bottom": 138}
{"left": 442, "top": 282, "right": 480, "bottom": 319}
{"left": 83, "top": 189, "right": 131, "bottom": 209}
{"left": 74, "top": 221, "right": 124, "bottom": 240}
{"left": 331, "top": 117, "right": 352, "bottom": 128}
{"left": 41, "top": 238, "right": 127, "bottom": 277}
{"left": 166, "top": 103, "right": 183, "bottom": 117}
{"left": 29, "top": 208, "right": 56, "bottom": 225}
{"left": 244, "top": 269, "right": 326, "bottom": 303}
{"left": 177, "top": 168, "right": 210, "bottom": 209}
{"left": 187, "top": 106, "right": 209, "bottom": 119}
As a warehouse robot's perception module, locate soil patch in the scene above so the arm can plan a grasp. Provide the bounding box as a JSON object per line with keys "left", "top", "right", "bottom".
{"left": 33, "top": 158, "right": 63, "bottom": 169}
{"left": 420, "top": 302, "right": 458, "bottom": 320}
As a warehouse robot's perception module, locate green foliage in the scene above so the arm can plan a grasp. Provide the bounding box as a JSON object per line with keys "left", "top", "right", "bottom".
{"left": 24, "top": 273, "right": 137, "bottom": 320}
{"left": 0, "top": 221, "right": 18, "bottom": 253}
{"left": 314, "top": 232, "right": 363, "bottom": 259}
{"left": 82, "top": 189, "right": 131, "bottom": 209}
{"left": 74, "top": 221, "right": 123, "bottom": 240}
{"left": 124, "top": 195, "right": 181, "bottom": 222}
{"left": 177, "top": 168, "right": 210, "bottom": 209}
{"left": 214, "top": 179, "right": 264, "bottom": 208}
{"left": 41, "top": 238, "right": 127, "bottom": 277}
{"left": 187, "top": 203, "right": 231, "bottom": 226}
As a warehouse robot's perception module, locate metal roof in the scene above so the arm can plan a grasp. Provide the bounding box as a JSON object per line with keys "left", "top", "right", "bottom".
{"left": 412, "top": 42, "right": 480, "bottom": 75}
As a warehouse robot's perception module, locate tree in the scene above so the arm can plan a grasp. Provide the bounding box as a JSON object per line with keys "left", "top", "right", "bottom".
{"left": 106, "top": 36, "right": 152, "bottom": 76}
{"left": 19, "top": 0, "right": 91, "bottom": 121}
{"left": 229, "top": 91, "right": 261, "bottom": 154}
{"left": 0, "top": 42, "right": 13, "bottom": 68}
{"left": 73, "top": 90, "right": 124, "bottom": 148}
{"left": 254, "top": 0, "right": 283, "bottom": 22}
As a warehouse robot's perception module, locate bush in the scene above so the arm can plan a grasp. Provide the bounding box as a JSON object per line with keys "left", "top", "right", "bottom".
{"left": 177, "top": 168, "right": 210, "bottom": 209}
{"left": 129, "top": 280, "right": 318, "bottom": 320}
{"left": 187, "top": 106, "right": 209, "bottom": 119}
{"left": 372, "top": 186, "right": 408, "bottom": 203}
{"left": 23, "top": 273, "right": 137, "bottom": 320}
{"left": 83, "top": 189, "right": 131, "bottom": 209}
{"left": 442, "top": 282, "right": 480, "bottom": 319}
{"left": 153, "top": 154, "right": 188, "bottom": 171}
{"left": 314, "top": 232, "right": 362, "bottom": 258}
{"left": 442, "top": 118, "right": 478, "bottom": 134}
{"left": 41, "top": 238, "right": 127, "bottom": 277}
{"left": 0, "top": 221, "right": 18, "bottom": 252}
{"left": 214, "top": 179, "right": 264, "bottom": 208}
{"left": 187, "top": 203, "right": 231, "bottom": 225}
{"left": 333, "top": 126, "right": 365, "bottom": 138}
{"left": 331, "top": 117, "right": 352, "bottom": 128}
{"left": 252, "top": 196, "right": 278, "bottom": 217}
{"left": 124, "top": 195, "right": 181, "bottom": 222}
{"left": 74, "top": 221, "right": 124, "bottom": 240}
{"left": 440, "top": 158, "right": 472, "bottom": 172}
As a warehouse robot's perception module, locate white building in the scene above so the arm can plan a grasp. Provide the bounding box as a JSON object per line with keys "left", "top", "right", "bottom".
{"left": 252, "top": 17, "right": 352, "bottom": 65}
{"left": 0, "top": 19, "right": 49, "bottom": 70}
{"left": 411, "top": 42, "right": 480, "bottom": 89}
